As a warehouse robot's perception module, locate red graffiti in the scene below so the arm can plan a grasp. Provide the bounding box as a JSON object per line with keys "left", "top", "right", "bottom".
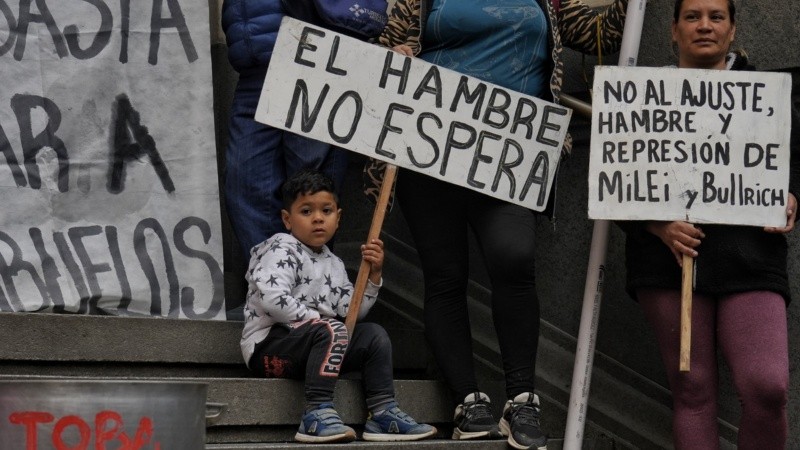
{"left": 263, "top": 355, "right": 292, "bottom": 377}
{"left": 9, "top": 412, "right": 54, "bottom": 450}
{"left": 52, "top": 415, "right": 90, "bottom": 449}
{"left": 7, "top": 410, "right": 161, "bottom": 450}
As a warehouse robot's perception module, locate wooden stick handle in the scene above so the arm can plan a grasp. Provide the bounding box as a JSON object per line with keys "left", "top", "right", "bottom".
{"left": 679, "top": 253, "right": 694, "bottom": 372}
{"left": 345, "top": 164, "right": 398, "bottom": 335}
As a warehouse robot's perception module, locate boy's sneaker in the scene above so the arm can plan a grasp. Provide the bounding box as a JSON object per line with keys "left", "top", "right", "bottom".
{"left": 362, "top": 402, "right": 437, "bottom": 441}
{"left": 294, "top": 403, "right": 356, "bottom": 443}
{"left": 499, "top": 392, "right": 547, "bottom": 450}
{"left": 452, "top": 392, "right": 502, "bottom": 440}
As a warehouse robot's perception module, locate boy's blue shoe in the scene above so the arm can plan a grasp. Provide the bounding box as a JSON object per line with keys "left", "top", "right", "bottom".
{"left": 362, "top": 403, "right": 438, "bottom": 441}
{"left": 294, "top": 403, "right": 356, "bottom": 443}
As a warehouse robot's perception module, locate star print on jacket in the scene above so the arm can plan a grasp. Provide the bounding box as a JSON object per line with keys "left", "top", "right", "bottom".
{"left": 239, "top": 233, "right": 382, "bottom": 367}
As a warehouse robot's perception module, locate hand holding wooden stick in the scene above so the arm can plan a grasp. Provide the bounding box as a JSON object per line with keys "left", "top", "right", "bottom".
{"left": 345, "top": 164, "right": 398, "bottom": 335}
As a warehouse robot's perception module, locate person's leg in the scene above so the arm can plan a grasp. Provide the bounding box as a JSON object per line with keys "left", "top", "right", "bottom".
{"left": 638, "top": 288, "right": 720, "bottom": 450}
{"left": 341, "top": 322, "right": 395, "bottom": 411}
{"left": 224, "top": 71, "right": 286, "bottom": 259}
{"left": 468, "top": 194, "right": 542, "bottom": 449}
{"left": 397, "top": 171, "right": 497, "bottom": 439}
{"left": 345, "top": 322, "right": 436, "bottom": 441}
{"left": 716, "top": 291, "right": 788, "bottom": 450}
{"left": 248, "top": 318, "right": 346, "bottom": 407}
{"left": 250, "top": 318, "right": 355, "bottom": 443}
{"left": 468, "top": 194, "right": 538, "bottom": 398}
{"left": 396, "top": 170, "right": 477, "bottom": 400}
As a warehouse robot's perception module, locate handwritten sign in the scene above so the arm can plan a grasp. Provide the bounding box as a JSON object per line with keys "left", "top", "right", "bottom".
{"left": 256, "top": 17, "right": 572, "bottom": 211}
{"left": 0, "top": 1, "right": 225, "bottom": 318}
{"left": 588, "top": 66, "right": 791, "bottom": 227}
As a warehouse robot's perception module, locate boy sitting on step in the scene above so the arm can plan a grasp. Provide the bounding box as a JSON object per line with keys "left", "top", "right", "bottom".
{"left": 240, "top": 168, "right": 436, "bottom": 443}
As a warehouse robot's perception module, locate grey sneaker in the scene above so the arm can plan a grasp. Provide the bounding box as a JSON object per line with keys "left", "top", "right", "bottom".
{"left": 294, "top": 403, "right": 356, "bottom": 443}
{"left": 499, "top": 392, "right": 547, "bottom": 450}
{"left": 452, "top": 392, "right": 502, "bottom": 440}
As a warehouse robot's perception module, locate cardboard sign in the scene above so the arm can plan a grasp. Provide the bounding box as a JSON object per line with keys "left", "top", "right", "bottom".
{"left": 256, "top": 17, "right": 572, "bottom": 211}
{"left": 588, "top": 66, "right": 792, "bottom": 227}
{"left": 0, "top": 1, "right": 225, "bottom": 318}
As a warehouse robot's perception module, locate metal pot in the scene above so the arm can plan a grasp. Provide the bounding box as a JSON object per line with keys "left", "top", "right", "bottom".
{"left": 0, "top": 380, "right": 208, "bottom": 450}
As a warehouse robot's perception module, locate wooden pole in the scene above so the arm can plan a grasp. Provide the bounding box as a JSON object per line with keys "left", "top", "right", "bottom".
{"left": 679, "top": 253, "right": 694, "bottom": 372}
{"left": 345, "top": 164, "right": 398, "bottom": 335}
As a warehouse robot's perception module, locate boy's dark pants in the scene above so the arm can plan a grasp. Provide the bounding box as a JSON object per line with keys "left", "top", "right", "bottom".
{"left": 249, "top": 318, "right": 395, "bottom": 410}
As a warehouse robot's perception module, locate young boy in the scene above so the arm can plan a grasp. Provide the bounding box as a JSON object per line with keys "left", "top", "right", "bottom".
{"left": 240, "top": 169, "right": 436, "bottom": 443}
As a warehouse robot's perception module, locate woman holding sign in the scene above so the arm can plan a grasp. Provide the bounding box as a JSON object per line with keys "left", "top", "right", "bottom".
{"left": 621, "top": 0, "right": 799, "bottom": 448}
{"left": 368, "top": 0, "right": 628, "bottom": 448}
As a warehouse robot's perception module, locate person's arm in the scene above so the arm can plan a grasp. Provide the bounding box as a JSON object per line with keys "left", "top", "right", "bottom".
{"left": 557, "top": 0, "right": 628, "bottom": 55}
{"left": 251, "top": 244, "right": 321, "bottom": 324}
{"left": 378, "top": 0, "right": 420, "bottom": 53}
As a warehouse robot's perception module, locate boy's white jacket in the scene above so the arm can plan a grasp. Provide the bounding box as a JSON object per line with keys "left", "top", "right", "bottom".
{"left": 240, "top": 233, "right": 381, "bottom": 366}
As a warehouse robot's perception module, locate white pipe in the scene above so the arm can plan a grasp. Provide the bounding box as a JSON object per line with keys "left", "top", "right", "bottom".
{"left": 617, "top": 0, "right": 648, "bottom": 69}
{"left": 562, "top": 1, "right": 648, "bottom": 448}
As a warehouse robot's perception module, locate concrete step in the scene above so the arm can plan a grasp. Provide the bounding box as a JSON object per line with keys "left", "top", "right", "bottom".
{"left": 0, "top": 311, "right": 428, "bottom": 376}
{"left": 0, "top": 312, "right": 242, "bottom": 365}
{"left": 206, "top": 441, "right": 508, "bottom": 450}
{"left": 207, "top": 440, "right": 514, "bottom": 450}
{"left": 204, "top": 437, "right": 618, "bottom": 449}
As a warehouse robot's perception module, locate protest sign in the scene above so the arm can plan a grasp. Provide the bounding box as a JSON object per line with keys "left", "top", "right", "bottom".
{"left": 255, "top": 17, "right": 572, "bottom": 211}
{"left": 588, "top": 66, "right": 792, "bottom": 227}
{"left": 0, "top": 1, "right": 225, "bottom": 318}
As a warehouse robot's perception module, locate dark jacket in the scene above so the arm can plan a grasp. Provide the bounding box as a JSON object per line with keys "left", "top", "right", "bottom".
{"left": 621, "top": 54, "right": 800, "bottom": 304}
{"left": 221, "top": 0, "right": 283, "bottom": 73}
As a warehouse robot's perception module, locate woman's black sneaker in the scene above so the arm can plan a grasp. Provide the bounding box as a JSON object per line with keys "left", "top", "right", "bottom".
{"left": 452, "top": 392, "right": 502, "bottom": 440}
{"left": 499, "top": 392, "right": 547, "bottom": 450}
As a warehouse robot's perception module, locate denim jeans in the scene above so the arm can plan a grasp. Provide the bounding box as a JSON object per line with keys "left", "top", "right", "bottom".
{"left": 225, "top": 69, "right": 349, "bottom": 260}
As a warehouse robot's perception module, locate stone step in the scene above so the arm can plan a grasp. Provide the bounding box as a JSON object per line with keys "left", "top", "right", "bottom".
{"left": 0, "top": 311, "right": 428, "bottom": 375}
{"left": 0, "top": 312, "right": 241, "bottom": 364}
{"left": 205, "top": 437, "right": 620, "bottom": 450}
{"left": 206, "top": 440, "right": 511, "bottom": 450}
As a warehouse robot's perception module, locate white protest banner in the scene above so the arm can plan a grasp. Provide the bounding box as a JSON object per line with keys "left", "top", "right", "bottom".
{"left": 255, "top": 17, "right": 572, "bottom": 211}
{"left": 0, "top": 1, "right": 225, "bottom": 318}
{"left": 588, "top": 66, "right": 792, "bottom": 227}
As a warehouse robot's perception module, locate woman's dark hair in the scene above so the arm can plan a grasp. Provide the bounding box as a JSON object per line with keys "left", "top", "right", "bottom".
{"left": 281, "top": 168, "right": 339, "bottom": 210}
{"left": 673, "top": 0, "right": 736, "bottom": 23}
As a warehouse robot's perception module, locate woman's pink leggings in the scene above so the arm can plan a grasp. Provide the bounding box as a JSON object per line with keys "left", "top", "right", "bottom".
{"left": 637, "top": 289, "right": 788, "bottom": 450}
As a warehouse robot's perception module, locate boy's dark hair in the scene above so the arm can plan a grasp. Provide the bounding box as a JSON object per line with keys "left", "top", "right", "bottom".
{"left": 281, "top": 169, "right": 339, "bottom": 210}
